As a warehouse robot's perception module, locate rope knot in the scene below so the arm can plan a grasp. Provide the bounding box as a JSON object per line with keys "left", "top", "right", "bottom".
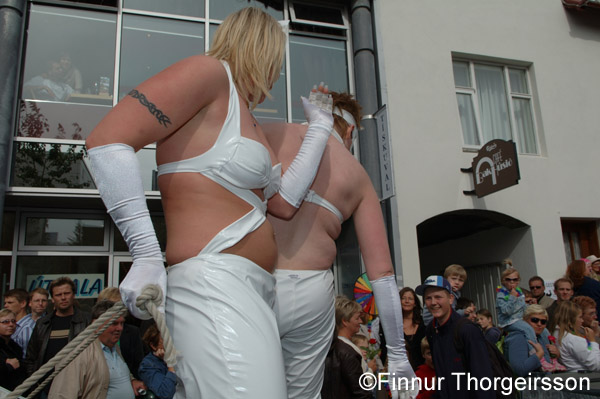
{"left": 135, "top": 284, "right": 163, "bottom": 312}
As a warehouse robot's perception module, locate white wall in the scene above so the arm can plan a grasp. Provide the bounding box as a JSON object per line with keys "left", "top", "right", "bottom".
{"left": 374, "top": 0, "right": 600, "bottom": 289}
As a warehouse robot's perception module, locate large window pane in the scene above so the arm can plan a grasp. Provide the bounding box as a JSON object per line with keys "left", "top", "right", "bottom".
{"left": 475, "top": 64, "right": 511, "bottom": 143}
{"left": 1, "top": 212, "right": 15, "bottom": 251}
{"left": 0, "top": 258, "right": 11, "bottom": 302}
{"left": 119, "top": 15, "right": 204, "bottom": 100}
{"left": 114, "top": 215, "right": 166, "bottom": 252}
{"left": 513, "top": 98, "right": 537, "bottom": 154}
{"left": 456, "top": 93, "right": 479, "bottom": 146}
{"left": 16, "top": 256, "right": 108, "bottom": 311}
{"left": 22, "top": 5, "right": 116, "bottom": 102}
{"left": 210, "top": 1, "right": 283, "bottom": 20}
{"left": 290, "top": 35, "right": 348, "bottom": 123}
{"left": 24, "top": 216, "right": 105, "bottom": 247}
{"left": 18, "top": 101, "right": 110, "bottom": 140}
{"left": 11, "top": 143, "right": 93, "bottom": 189}
{"left": 123, "top": 0, "right": 204, "bottom": 18}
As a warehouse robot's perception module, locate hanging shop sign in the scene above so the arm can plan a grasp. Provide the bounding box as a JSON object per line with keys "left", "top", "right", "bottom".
{"left": 26, "top": 273, "right": 105, "bottom": 298}
{"left": 471, "top": 139, "right": 520, "bottom": 198}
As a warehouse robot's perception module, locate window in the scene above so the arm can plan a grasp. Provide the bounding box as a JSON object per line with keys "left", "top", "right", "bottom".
{"left": 19, "top": 214, "right": 108, "bottom": 251}
{"left": 453, "top": 59, "right": 539, "bottom": 154}
{"left": 562, "top": 220, "right": 599, "bottom": 264}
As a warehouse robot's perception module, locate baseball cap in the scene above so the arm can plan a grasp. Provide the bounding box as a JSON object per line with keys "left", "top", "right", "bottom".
{"left": 586, "top": 255, "right": 600, "bottom": 264}
{"left": 415, "top": 275, "right": 452, "bottom": 296}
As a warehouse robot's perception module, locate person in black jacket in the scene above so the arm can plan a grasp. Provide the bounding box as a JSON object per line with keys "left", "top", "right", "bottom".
{"left": 417, "top": 276, "right": 495, "bottom": 399}
{"left": 0, "top": 309, "right": 26, "bottom": 390}
{"left": 24, "top": 277, "right": 91, "bottom": 377}
{"left": 322, "top": 296, "right": 371, "bottom": 399}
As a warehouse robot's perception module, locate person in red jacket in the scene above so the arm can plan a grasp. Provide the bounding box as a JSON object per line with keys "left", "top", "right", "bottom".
{"left": 415, "top": 337, "right": 436, "bottom": 399}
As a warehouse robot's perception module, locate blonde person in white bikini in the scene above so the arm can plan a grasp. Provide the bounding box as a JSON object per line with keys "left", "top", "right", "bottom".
{"left": 85, "top": 8, "right": 334, "bottom": 398}
{"left": 264, "top": 91, "right": 417, "bottom": 399}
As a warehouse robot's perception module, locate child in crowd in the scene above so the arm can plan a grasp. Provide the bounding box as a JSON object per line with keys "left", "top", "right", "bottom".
{"left": 476, "top": 308, "right": 502, "bottom": 344}
{"left": 351, "top": 333, "right": 378, "bottom": 374}
{"left": 414, "top": 337, "right": 435, "bottom": 399}
{"left": 496, "top": 260, "right": 547, "bottom": 352}
{"left": 138, "top": 324, "right": 177, "bottom": 399}
{"left": 423, "top": 264, "right": 467, "bottom": 325}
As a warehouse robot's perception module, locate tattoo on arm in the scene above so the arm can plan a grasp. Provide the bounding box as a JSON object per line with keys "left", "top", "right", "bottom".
{"left": 128, "top": 89, "right": 172, "bottom": 128}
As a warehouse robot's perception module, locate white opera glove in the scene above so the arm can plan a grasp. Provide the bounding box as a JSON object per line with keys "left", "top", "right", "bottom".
{"left": 87, "top": 143, "right": 166, "bottom": 320}
{"left": 278, "top": 96, "right": 333, "bottom": 207}
{"left": 371, "top": 276, "right": 418, "bottom": 399}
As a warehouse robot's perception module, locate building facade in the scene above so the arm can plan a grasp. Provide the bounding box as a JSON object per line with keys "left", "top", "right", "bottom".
{"left": 0, "top": 0, "right": 599, "bottom": 312}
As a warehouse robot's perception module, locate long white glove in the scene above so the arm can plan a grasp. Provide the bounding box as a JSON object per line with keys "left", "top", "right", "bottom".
{"left": 371, "top": 276, "right": 418, "bottom": 399}
{"left": 87, "top": 143, "right": 166, "bottom": 320}
{"left": 278, "top": 95, "right": 333, "bottom": 208}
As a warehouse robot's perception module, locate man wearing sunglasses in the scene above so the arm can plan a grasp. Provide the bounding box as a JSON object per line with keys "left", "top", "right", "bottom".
{"left": 528, "top": 276, "right": 555, "bottom": 310}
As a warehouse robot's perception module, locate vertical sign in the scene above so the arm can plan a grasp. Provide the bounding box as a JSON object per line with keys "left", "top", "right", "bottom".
{"left": 374, "top": 105, "right": 394, "bottom": 200}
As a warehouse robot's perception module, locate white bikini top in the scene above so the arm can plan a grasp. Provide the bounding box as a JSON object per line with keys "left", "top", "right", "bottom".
{"left": 157, "top": 61, "right": 281, "bottom": 254}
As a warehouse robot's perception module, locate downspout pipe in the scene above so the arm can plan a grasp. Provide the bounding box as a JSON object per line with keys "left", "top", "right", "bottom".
{"left": 350, "top": 0, "right": 381, "bottom": 197}
{"left": 0, "top": 0, "right": 26, "bottom": 234}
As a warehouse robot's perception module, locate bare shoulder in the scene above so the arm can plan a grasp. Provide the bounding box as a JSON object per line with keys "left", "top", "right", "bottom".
{"left": 262, "top": 123, "right": 306, "bottom": 157}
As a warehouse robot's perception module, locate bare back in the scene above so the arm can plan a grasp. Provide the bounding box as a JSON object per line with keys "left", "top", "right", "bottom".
{"left": 264, "top": 123, "right": 370, "bottom": 270}
{"left": 88, "top": 56, "right": 279, "bottom": 270}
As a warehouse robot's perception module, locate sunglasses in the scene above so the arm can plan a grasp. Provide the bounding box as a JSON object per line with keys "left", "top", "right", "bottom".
{"left": 529, "top": 285, "right": 543, "bottom": 289}
{"left": 530, "top": 317, "right": 547, "bottom": 325}
{"left": 0, "top": 319, "right": 16, "bottom": 324}
{"left": 504, "top": 278, "right": 519, "bottom": 282}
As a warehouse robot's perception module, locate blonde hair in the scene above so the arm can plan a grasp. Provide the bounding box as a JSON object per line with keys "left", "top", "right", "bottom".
{"left": 444, "top": 264, "right": 466, "bottom": 280}
{"left": 335, "top": 295, "right": 362, "bottom": 329}
{"left": 420, "top": 336, "right": 430, "bottom": 355}
{"left": 351, "top": 333, "right": 368, "bottom": 347}
{"left": 523, "top": 304, "right": 547, "bottom": 320}
{"left": 208, "top": 7, "right": 285, "bottom": 110}
{"left": 550, "top": 301, "right": 581, "bottom": 345}
{"left": 97, "top": 287, "right": 120, "bottom": 303}
{"left": 501, "top": 263, "right": 520, "bottom": 280}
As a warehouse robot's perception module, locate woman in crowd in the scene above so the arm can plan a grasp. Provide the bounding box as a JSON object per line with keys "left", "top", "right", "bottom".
{"left": 572, "top": 296, "right": 600, "bottom": 344}
{"left": 139, "top": 324, "right": 177, "bottom": 399}
{"left": 503, "top": 304, "right": 562, "bottom": 376}
{"left": 400, "top": 287, "right": 426, "bottom": 370}
{"left": 86, "top": 7, "right": 333, "bottom": 398}
{"left": 0, "top": 309, "right": 26, "bottom": 390}
{"left": 550, "top": 301, "right": 600, "bottom": 372}
{"left": 566, "top": 259, "right": 600, "bottom": 317}
{"left": 321, "top": 296, "right": 371, "bottom": 399}
{"left": 476, "top": 309, "right": 502, "bottom": 344}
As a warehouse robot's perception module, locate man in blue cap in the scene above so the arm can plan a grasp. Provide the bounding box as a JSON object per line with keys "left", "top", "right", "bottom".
{"left": 416, "top": 276, "right": 495, "bottom": 399}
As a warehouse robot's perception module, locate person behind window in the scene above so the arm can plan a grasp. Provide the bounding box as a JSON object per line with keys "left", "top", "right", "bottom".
{"left": 59, "top": 52, "right": 83, "bottom": 94}
{"left": 23, "top": 60, "right": 73, "bottom": 101}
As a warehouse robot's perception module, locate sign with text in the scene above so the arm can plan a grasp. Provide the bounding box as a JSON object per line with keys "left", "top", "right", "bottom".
{"left": 471, "top": 139, "right": 520, "bottom": 198}
{"left": 374, "top": 105, "right": 394, "bottom": 200}
{"left": 26, "top": 273, "right": 105, "bottom": 298}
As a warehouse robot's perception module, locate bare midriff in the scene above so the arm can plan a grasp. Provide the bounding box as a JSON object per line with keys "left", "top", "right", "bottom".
{"left": 159, "top": 172, "right": 278, "bottom": 273}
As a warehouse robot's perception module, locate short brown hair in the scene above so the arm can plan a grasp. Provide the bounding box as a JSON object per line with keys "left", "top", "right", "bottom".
{"left": 528, "top": 276, "right": 544, "bottom": 286}
{"left": 554, "top": 277, "right": 573, "bottom": 291}
{"left": 420, "top": 336, "right": 430, "bottom": 355}
{"left": 142, "top": 323, "right": 161, "bottom": 349}
{"left": 5, "top": 288, "right": 28, "bottom": 304}
{"left": 444, "top": 264, "right": 466, "bottom": 280}
{"left": 572, "top": 296, "right": 597, "bottom": 312}
{"left": 29, "top": 287, "right": 49, "bottom": 301}
{"left": 49, "top": 277, "right": 76, "bottom": 297}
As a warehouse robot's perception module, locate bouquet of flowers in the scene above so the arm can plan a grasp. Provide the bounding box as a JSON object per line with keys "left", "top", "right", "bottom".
{"left": 361, "top": 338, "right": 382, "bottom": 360}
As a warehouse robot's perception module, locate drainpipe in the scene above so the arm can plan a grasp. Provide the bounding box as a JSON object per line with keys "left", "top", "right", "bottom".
{"left": 350, "top": 0, "right": 381, "bottom": 197}
{"left": 0, "top": 0, "right": 26, "bottom": 235}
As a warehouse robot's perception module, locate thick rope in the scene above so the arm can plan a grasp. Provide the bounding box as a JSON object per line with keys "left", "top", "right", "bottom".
{"left": 5, "top": 285, "right": 176, "bottom": 399}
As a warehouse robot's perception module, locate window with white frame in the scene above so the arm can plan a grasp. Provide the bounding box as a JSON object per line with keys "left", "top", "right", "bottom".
{"left": 453, "top": 59, "right": 538, "bottom": 155}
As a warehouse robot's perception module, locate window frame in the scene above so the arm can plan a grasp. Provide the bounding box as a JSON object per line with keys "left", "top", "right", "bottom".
{"left": 453, "top": 58, "right": 540, "bottom": 155}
